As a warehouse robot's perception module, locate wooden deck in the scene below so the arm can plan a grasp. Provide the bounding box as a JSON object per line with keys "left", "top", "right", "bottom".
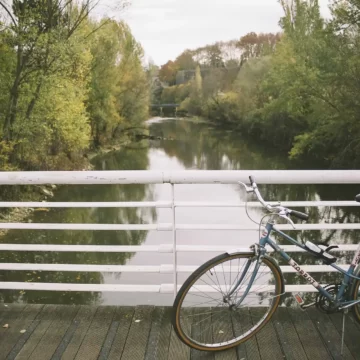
{"left": 0, "top": 304, "right": 360, "bottom": 360}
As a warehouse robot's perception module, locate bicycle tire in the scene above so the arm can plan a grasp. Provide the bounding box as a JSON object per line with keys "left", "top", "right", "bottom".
{"left": 172, "top": 252, "right": 284, "bottom": 352}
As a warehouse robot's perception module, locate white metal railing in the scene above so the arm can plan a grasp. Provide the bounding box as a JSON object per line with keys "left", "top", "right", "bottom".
{"left": 0, "top": 170, "right": 359, "bottom": 296}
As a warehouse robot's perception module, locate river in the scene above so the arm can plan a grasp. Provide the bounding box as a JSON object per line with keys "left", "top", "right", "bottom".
{"left": 0, "top": 118, "right": 359, "bottom": 306}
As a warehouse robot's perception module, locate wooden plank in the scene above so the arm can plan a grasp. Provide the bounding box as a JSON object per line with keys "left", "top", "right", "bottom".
{"left": 74, "top": 306, "right": 115, "bottom": 360}
{"left": 212, "top": 309, "right": 237, "bottom": 360}
{"left": 0, "top": 304, "right": 26, "bottom": 334}
{"left": 250, "top": 308, "right": 284, "bottom": 360}
{"left": 107, "top": 307, "right": 134, "bottom": 360}
{"left": 145, "top": 307, "right": 172, "bottom": 360}
{"left": 3, "top": 304, "right": 357, "bottom": 360}
{"left": 97, "top": 320, "right": 120, "bottom": 360}
{"left": 6, "top": 319, "right": 40, "bottom": 360}
{"left": 121, "top": 306, "right": 154, "bottom": 360}
{"left": 51, "top": 317, "right": 80, "bottom": 360}
{"left": 14, "top": 305, "right": 59, "bottom": 360}
{"left": 232, "top": 308, "right": 261, "bottom": 360}
{"left": 272, "top": 307, "right": 307, "bottom": 360}
{"left": 190, "top": 307, "right": 215, "bottom": 360}
{"left": 168, "top": 328, "right": 190, "bottom": 360}
{"left": 288, "top": 308, "right": 331, "bottom": 360}
{"left": 59, "top": 306, "right": 97, "bottom": 360}
{"left": 0, "top": 304, "right": 43, "bottom": 360}
{"left": 329, "top": 312, "right": 360, "bottom": 360}
{"left": 28, "top": 305, "right": 79, "bottom": 360}
{"left": 307, "top": 308, "right": 354, "bottom": 360}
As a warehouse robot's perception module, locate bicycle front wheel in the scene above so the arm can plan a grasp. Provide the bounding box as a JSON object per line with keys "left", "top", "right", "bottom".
{"left": 172, "top": 252, "right": 284, "bottom": 352}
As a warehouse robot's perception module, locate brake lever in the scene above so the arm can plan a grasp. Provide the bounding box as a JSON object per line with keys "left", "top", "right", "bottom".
{"left": 279, "top": 214, "right": 296, "bottom": 229}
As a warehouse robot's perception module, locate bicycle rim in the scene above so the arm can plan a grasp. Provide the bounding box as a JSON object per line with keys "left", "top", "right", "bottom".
{"left": 173, "top": 253, "right": 283, "bottom": 351}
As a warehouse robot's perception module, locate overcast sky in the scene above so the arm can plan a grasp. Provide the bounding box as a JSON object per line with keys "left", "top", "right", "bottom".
{"left": 100, "top": 0, "right": 331, "bottom": 65}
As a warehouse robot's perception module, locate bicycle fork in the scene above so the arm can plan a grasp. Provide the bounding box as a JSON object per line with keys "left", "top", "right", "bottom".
{"left": 225, "top": 256, "right": 263, "bottom": 307}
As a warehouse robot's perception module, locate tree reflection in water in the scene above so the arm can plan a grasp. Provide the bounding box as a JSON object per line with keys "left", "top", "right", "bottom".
{"left": 150, "top": 119, "right": 360, "bottom": 306}
{"left": 1, "top": 119, "right": 359, "bottom": 306}
{"left": 0, "top": 144, "right": 156, "bottom": 305}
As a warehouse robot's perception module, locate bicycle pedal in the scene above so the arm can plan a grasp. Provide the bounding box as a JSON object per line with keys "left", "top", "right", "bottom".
{"left": 293, "top": 293, "right": 316, "bottom": 310}
{"left": 293, "top": 293, "right": 305, "bottom": 307}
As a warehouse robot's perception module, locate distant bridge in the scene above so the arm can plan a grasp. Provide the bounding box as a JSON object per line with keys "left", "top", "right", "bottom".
{"left": 150, "top": 104, "right": 182, "bottom": 117}
{"left": 151, "top": 104, "right": 180, "bottom": 108}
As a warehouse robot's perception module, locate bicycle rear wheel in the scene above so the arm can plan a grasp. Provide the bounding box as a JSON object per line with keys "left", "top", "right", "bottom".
{"left": 172, "top": 252, "right": 284, "bottom": 352}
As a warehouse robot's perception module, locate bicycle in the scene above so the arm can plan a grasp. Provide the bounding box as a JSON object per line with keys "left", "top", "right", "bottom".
{"left": 172, "top": 176, "right": 360, "bottom": 352}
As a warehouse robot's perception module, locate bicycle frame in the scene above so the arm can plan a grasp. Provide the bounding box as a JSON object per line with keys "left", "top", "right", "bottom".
{"left": 230, "top": 221, "right": 360, "bottom": 308}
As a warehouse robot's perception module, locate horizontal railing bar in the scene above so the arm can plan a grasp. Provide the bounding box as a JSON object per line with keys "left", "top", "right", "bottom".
{"left": 177, "top": 264, "right": 349, "bottom": 273}
{"left": 176, "top": 224, "right": 360, "bottom": 231}
{"left": 177, "top": 244, "right": 359, "bottom": 252}
{"left": 0, "top": 223, "right": 358, "bottom": 231}
{"left": 0, "top": 244, "right": 172, "bottom": 252}
{"left": 0, "top": 244, "right": 357, "bottom": 253}
{"left": 0, "top": 282, "right": 161, "bottom": 292}
{"left": 0, "top": 282, "right": 326, "bottom": 293}
{"left": 0, "top": 263, "right": 349, "bottom": 273}
{"left": 170, "top": 284, "right": 324, "bottom": 294}
{"left": 176, "top": 201, "right": 359, "bottom": 208}
{"left": 0, "top": 263, "right": 163, "bottom": 272}
{"left": 0, "top": 223, "right": 171, "bottom": 231}
{"left": 0, "top": 201, "right": 172, "bottom": 208}
{"left": 0, "top": 201, "right": 356, "bottom": 208}
{"left": 0, "top": 170, "right": 359, "bottom": 185}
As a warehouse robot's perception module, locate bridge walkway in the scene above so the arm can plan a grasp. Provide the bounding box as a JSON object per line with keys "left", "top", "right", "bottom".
{"left": 0, "top": 304, "right": 359, "bottom": 359}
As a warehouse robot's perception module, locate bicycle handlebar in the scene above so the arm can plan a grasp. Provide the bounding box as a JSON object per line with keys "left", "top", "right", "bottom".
{"left": 247, "top": 175, "right": 309, "bottom": 222}
{"left": 248, "top": 176, "right": 273, "bottom": 211}
{"left": 289, "top": 209, "right": 309, "bottom": 221}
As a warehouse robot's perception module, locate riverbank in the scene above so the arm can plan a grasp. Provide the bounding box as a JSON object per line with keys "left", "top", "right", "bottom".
{"left": 0, "top": 125, "right": 153, "bottom": 235}
{"left": 0, "top": 184, "right": 57, "bottom": 236}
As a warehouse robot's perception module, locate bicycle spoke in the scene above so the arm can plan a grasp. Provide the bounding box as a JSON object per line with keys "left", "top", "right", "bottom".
{"left": 213, "top": 265, "right": 226, "bottom": 298}
{"left": 189, "top": 285, "right": 223, "bottom": 303}
{"left": 198, "top": 276, "right": 224, "bottom": 296}
{"left": 204, "top": 271, "right": 224, "bottom": 294}
{"left": 184, "top": 298, "right": 223, "bottom": 307}
{"left": 221, "top": 262, "right": 228, "bottom": 293}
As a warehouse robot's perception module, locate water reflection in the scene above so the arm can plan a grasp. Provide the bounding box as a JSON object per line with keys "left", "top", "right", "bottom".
{"left": 148, "top": 120, "right": 360, "bottom": 306}
{"left": 1, "top": 119, "right": 360, "bottom": 306}
{"left": 0, "top": 145, "right": 156, "bottom": 304}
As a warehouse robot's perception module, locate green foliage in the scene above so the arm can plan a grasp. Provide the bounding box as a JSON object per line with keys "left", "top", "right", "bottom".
{"left": 0, "top": 1, "right": 149, "bottom": 170}
{"left": 88, "top": 20, "right": 149, "bottom": 146}
{"left": 160, "top": 83, "right": 191, "bottom": 104}
{"left": 158, "top": 0, "right": 360, "bottom": 168}
{"left": 180, "top": 65, "right": 204, "bottom": 115}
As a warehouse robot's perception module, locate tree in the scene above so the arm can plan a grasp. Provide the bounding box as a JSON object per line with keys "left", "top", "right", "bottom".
{"left": 181, "top": 65, "right": 203, "bottom": 115}
{"left": 206, "top": 44, "right": 224, "bottom": 67}
{"left": 87, "top": 19, "right": 124, "bottom": 147}
{"left": 0, "top": 0, "right": 151, "bottom": 170}
{"left": 158, "top": 60, "right": 178, "bottom": 85}
{"left": 88, "top": 20, "right": 149, "bottom": 145}
{"left": 175, "top": 50, "right": 196, "bottom": 70}
{"left": 237, "top": 32, "right": 281, "bottom": 64}
{"left": 0, "top": 1, "right": 101, "bottom": 141}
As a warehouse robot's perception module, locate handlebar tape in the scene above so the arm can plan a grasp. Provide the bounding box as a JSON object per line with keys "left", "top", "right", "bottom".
{"left": 290, "top": 210, "right": 309, "bottom": 221}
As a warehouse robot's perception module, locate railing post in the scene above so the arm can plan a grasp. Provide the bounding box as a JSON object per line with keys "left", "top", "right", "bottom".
{"left": 171, "top": 183, "right": 177, "bottom": 299}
